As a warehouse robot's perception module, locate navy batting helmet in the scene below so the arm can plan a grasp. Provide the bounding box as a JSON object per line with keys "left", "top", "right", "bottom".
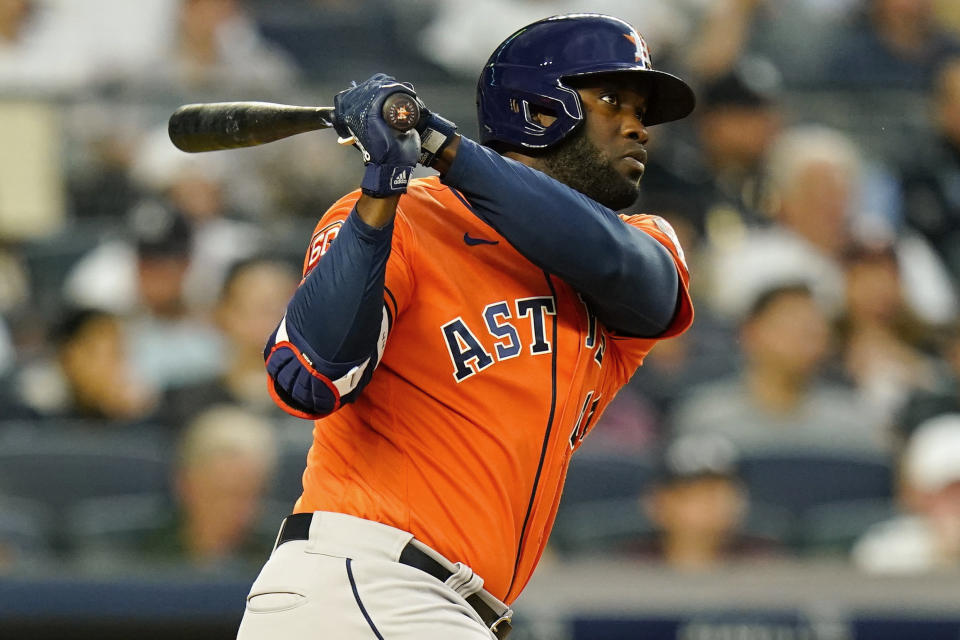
{"left": 477, "top": 14, "right": 695, "bottom": 151}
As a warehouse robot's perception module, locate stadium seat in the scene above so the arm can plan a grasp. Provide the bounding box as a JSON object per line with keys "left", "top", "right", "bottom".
{"left": 550, "top": 496, "right": 654, "bottom": 556}
{"left": 737, "top": 449, "right": 894, "bottom": 516}
{"left": 796, "top": 497, "right": 897, "bottom": 555}
{"left": 0, "top": 422, "right": 172, "bottom": 516}
{"left": 66, "top": 493, "right": 174, "bottom": 553}
{"left": 0, "top": 495, "right": 54, "bottom": 559}
{"left": 560, "top": 451, "right": 656, "bottom": 505}
{"left": 736, "top": 449, "right": 895, "bottom": 550}
{"left": 66, "top": 492, "right": 288, "bottom": 571}
{"left": 551, "top": 452, "right": 657, "bottom": 555}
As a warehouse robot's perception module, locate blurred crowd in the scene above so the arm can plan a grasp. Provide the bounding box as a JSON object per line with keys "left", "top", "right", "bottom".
{"left": 3, "top": 0, "right": 960, "bottom": 581}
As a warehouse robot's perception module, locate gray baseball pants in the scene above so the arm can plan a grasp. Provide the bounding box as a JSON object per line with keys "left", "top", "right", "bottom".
{"left": 236, "top": 511, "right": 509, "bottom": 639}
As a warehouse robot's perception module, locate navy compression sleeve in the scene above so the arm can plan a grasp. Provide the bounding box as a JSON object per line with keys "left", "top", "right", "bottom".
{"left": 264, "top": 207, "right": 392, "bottom": 417}
{"left": 442, "top": 137, "right": 679, "bottom": 337}
{"left": 287, "top": 209, "right": 392, "bottom": 360}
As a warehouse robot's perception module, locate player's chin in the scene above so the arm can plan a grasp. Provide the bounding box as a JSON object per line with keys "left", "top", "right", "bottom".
{"left": 598, "top": 179, "right": 640, "bottom": 210}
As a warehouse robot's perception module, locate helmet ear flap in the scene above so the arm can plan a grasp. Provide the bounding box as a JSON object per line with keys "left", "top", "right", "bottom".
{"left": 478, "top": 80, "right": 584, "bottom": 151}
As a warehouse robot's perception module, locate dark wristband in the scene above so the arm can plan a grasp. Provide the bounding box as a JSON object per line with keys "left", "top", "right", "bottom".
{"left": 417, "top": 112, "right": 458, "bottom": 167}
{"left": 361, "top": 163, "right": 414, "bottom": 197}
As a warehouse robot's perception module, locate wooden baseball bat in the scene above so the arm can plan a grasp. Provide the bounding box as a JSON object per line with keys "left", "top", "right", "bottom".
{"left": 168, "top": 93, "right": 420, "bottom": 153}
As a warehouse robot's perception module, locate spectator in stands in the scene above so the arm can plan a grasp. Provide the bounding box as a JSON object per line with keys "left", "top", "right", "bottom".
{"left": 706, "top": 125, "right": 855, "bottom": 322}
{"left": 897, "top": 320, "right": 960, "bottom": 442}
{"left": 900, "top": 57, "right": 960, "bottom": 282}
{"left": 670, "top": 283, "right": 887, "bottom": 455}
{"left": 0, "top": 0, "right": 174, "bottom": 94}
{"left": 826, "top": 0, "right": 960, "bottom": 92}
{"left": 126, "top": 203, "right": 225, "bottom": 391}
{"left": 64, "top": 101, "right": 150, "bottom": 222}
{"left": 120, "top": 0, "right": 299, "bottom": 95}
{"left": 684, "top": 0, "right": 848, "bottom": 85}
{"left": 46, "top": 0, "right": 293, "bottom": 222}
{"left": 160, "top": 256, "right": 299, "bottom": 429}
{"left": 684, "top": 0, "right": 768, "bottom": 81}
{"left": 686, "top": 0, "right": 862, "bottom": 89}
{"left": 12, "top": 307, "right": 157, "bottom": 423}
{"left": 63, "top": 201, "right": 224, "bottom": 392}
{"left": 635, "top": 433, "right": 780, "bottom": 570}
{"left": 129, "top": 125, "right": 266, "bottom": 307}
{"left": 139, "top": 404, "right": 278, "bottom": 567}
{"left": 837, "top": 242, "right": 941, "bottom": 422}
{"left": 0, "top": 0, "right": 30, "bottom": 42}
{"left": 0, "top": 0, "right": 207, "bottom": 93}
{"left": 853, "top": 413, "right": 960, "bottom": 572}
{"left": 0, "top": 0, "right": 97, "bottom": 95}
{"left": 708, "top": 124, "right": 956, "bottom": 326}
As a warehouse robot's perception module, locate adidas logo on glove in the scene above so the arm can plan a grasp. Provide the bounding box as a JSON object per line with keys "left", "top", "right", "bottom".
{"left": 391, "top": 168, "right": 411, "bottom": 187}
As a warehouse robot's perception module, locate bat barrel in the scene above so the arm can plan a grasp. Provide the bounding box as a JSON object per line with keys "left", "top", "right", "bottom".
{"left": 169, "top": 102, "right": 334, "bottom": 153}
{"left": 167, "top": 92, "right": 420, "bottom": 153}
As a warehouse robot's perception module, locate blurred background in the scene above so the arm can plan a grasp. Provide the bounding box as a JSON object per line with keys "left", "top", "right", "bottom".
{"left": 3, "top": 0, "right": 960, "bottom": 638}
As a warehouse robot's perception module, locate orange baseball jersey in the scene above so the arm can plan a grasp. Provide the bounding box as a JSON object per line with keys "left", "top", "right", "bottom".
{"left": 280, "top": 176, "right": 692, "bottom": 603}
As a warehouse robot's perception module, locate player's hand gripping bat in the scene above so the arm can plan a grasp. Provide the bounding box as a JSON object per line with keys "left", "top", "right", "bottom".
{"left": 168, "top": 92, "right": 420, "bottom": 153}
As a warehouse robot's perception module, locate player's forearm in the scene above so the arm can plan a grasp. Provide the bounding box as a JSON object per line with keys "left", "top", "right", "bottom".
{"left": 441, "top": 137, "right": 679, "bottom": 336}
{"left": 356, "top": 193, "right": 401, "bottom": 229}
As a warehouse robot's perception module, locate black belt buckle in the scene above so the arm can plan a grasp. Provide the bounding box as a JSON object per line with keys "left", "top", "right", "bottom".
{"left": 400, "top": 543, "right": 512, "bottom": 638}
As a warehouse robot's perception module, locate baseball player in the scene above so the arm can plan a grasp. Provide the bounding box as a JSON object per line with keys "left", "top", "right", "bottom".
{"left": 236, "top": 14, "right": 695, "bottom": 640}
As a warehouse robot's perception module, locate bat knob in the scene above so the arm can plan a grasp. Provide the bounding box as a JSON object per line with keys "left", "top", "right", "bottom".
{"left": 382, "top": 92, "right": 420, "bottom": 132}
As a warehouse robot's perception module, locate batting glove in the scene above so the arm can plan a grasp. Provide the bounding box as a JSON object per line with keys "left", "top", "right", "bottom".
{"left": 333, "top": 73, "right": 421, "bottom": 198}
{"left": 414, "top": 103, "right": 458, "bottom": 168}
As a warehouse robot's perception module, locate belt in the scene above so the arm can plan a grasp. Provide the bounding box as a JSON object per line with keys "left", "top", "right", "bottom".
{"left": 276, "top": 513, "right": 512, "bottom": 639}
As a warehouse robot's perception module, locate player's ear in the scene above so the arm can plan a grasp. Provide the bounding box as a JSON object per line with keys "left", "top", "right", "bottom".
{"left": 529, "top": 105, "right": 558, "bottom": 127}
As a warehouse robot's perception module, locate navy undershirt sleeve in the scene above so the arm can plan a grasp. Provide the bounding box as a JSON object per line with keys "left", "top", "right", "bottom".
{"left": 285, "top": 206, "right": 393, "bottom": 363}
{"left": 441, "top": 137, "right": 680, "bottom": 337}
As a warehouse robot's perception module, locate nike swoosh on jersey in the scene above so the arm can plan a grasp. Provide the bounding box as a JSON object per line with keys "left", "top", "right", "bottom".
{"left": 463, "top": 232, "right": 499, "bottom": 246}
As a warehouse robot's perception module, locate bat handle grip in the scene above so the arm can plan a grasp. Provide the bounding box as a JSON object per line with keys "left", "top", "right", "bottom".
{"left": 381, "top": 92, "right": 420, "bottom": 132}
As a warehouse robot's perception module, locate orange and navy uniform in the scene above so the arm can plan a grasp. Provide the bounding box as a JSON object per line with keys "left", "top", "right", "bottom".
{"left": 265, "top": 138, "right": 692, "bottom": 603}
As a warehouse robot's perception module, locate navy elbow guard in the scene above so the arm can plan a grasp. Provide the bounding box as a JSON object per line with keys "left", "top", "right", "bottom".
{"left": 264, "top": 314, "right": 385, "bottom": 419}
